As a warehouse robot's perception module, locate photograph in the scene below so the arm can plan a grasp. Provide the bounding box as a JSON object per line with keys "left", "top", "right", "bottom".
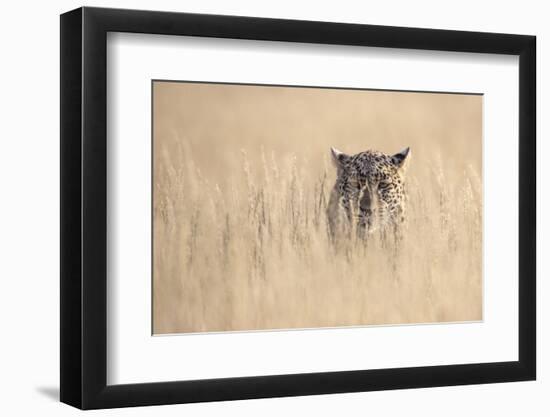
{"left": 53, "top": 3, "right": 538, "bottom": 412}
{"left": 152, "top": 81, "right": 483, "bottom": 335}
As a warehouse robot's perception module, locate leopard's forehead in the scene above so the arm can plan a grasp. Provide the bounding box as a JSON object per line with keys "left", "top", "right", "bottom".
{"left": 345, "top": 150, "right": 395, "bottom": 175}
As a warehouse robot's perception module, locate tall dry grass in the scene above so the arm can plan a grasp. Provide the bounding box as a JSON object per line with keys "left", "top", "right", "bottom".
{"left": 153, "top": 142, "right": 482, "bottom": 334}
{"left": 152, "top": 82, "right": 482, "bottom": 334}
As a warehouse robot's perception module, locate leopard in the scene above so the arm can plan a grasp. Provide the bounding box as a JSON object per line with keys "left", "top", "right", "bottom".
{"left": 327, "top": 146, "right": 411, "bottom": 239}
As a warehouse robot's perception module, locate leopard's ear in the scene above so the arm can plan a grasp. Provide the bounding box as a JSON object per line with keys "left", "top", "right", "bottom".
{"left": 331, "top": 147, "right": 349, "bottom": 168}
{"left": 392, "top": 147, "right": 411, "bottom": 170}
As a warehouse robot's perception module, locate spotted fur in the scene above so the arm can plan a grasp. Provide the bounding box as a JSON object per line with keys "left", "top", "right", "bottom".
{"left": 327, "top": 147, "right": 411, "bottom": 237}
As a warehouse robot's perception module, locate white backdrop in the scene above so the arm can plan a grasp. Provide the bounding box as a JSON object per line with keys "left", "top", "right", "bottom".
{"left": 0, "top": 0, "right": 545, "bottom": 416}
{"left": 108, "top": 33, "right": 518, "bottom": 385}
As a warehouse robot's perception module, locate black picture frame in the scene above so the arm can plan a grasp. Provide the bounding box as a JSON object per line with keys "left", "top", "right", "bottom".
{"left": 60, "top": 6, "right": 536, "bottom": 410}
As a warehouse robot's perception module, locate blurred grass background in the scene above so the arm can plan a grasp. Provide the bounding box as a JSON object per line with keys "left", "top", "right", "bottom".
{"left": 152, "top": 81, "right": 482, "bottom": 334}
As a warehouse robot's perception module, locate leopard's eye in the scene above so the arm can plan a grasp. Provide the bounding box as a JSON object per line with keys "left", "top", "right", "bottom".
{"left": 347, "top": 176, "right": 361, "bottom": 190}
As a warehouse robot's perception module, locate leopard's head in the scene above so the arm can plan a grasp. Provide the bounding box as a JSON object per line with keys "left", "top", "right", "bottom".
{"left": 327, "top": 146, "right": 411, "bottom": 235}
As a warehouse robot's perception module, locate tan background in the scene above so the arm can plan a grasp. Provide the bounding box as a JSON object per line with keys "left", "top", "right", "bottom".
{"left": 153, "top": 81, "right": 482, "bottom": 334}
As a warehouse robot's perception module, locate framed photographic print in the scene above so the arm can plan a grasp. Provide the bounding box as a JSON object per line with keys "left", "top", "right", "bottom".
{"left": 60, "top": 6, "right": 536, "bottom": 409}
